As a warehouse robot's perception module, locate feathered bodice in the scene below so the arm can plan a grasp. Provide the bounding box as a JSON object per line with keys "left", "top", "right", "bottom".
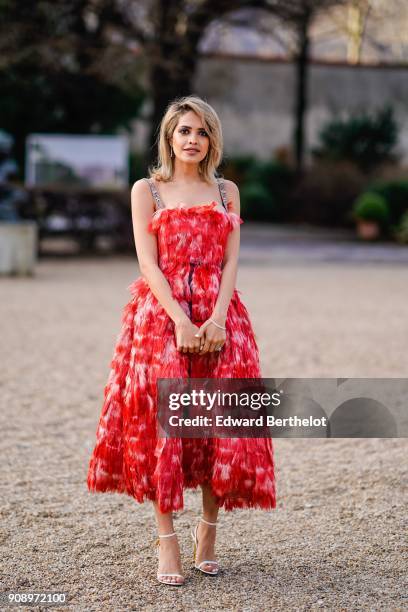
{"left": 147, "top": 200, "right": 243, "bottom": 272}
{"left": 128, "top": 201, "right": 243, "bottom": 314}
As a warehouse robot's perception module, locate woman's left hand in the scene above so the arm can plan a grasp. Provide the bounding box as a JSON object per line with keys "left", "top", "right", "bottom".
{"left": 194, "top": 316, "right": 226, "bottom": 355}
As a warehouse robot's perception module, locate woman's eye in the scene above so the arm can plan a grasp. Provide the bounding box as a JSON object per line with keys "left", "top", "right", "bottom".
{"left": 179, "top": 128, "right": 207, "bottom": 136}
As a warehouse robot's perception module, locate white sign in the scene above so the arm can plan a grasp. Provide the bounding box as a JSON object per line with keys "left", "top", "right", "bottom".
{"left": 25, "top": 134, "right": 129, "bottom": 189}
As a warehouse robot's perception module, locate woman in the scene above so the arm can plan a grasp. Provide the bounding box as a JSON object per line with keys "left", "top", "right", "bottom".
{"left": 87, "top": 95, "right": 276, "bottom": 586}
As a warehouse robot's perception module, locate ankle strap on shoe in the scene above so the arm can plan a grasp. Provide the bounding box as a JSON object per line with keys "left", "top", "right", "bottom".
{"left": 158, "top": 531, "right": 176, "bottom": 538}
{"left": 200, "top": 518, "right": 217, "bottom": 526}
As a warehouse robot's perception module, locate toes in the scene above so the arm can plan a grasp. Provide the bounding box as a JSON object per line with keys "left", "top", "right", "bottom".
{"left": 161, "top": 576, "right": 184, "bottom": 585}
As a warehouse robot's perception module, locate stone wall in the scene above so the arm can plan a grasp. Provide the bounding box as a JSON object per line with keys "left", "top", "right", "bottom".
{"left": 132, "top": 55, "right": 408, "bottom": 164}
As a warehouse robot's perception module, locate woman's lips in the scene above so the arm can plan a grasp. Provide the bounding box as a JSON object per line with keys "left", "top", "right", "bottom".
{"left": 184, "top": 149, "right": 199, "bottom": 154}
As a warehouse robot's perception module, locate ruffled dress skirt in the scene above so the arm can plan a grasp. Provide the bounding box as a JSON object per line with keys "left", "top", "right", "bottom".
{"left": 87, "top": 201, "right": 276, "bottom": 513}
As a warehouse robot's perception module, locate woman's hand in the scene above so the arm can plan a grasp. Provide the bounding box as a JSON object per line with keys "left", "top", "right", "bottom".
{"left": 174, "top": 317, "right": 202, "bottom": 353}
{"left": 194, "top": 316, "right": 227, "bottom": 355}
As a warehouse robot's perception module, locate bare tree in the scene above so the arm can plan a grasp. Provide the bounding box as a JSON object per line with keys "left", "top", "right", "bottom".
{"left": 329, "top": 0, "right": 408, "bottom": 64}
{"left": 117, "top": 0, "right": 349, "bottom": 172}
{"left": 1, "top": 0, "right": 350, "bottom": 174}
{"left": 116, "top": 0, "right": 267, "bottom": 167}
{"left": 346, "top": 0, "right": 372, "bottom": 63}
{"left": 261, "top": 1, "right": 348, "bottom": 174}
{"left": 211, "top": 0, "right": 348, "bottom": 174}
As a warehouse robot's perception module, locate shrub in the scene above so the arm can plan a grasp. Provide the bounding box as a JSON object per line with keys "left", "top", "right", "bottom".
{"left": 395, "top": 211, "right": 408, "bottom": 244}
{"left": 352, "top": 192, "right": 390, "bottom": 226}
{"left": 222, "top": 155, "right": 295, "bottom": 221}
{"left": 240, "top": 183, "right": 277, "bottom": 221}
{"left": 129, "top": 151, "right": 145, "bottom": 185}
{"left": 289, "top": 160, "right": 366, "bottom": 227}
{"left": 364, "top": 179, "right": 408, "bottom": 227}
{"left": 220, "top": 155, "right": 257, "bottom": 186}
{"left": 245, "top": 159, "right": 295, "bottom": 220}
{"left": 312, "top": 104, "right": 400, "bottom": 173}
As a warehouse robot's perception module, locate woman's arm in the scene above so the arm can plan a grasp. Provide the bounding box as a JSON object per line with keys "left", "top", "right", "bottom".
{"left": 131, "top": 179, "right": 190, "bottom": 326}
{"left": 211, "top": 179, "right": 241, "bottom": 326}
{"left": 195, "top": 180, "right": 240, "bottom": 354}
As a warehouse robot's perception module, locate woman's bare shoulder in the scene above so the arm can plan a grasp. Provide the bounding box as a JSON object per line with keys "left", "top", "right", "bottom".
{"left": 222, "top": 179, "right": 240, "bottom": 213}
{"left": 131, "top": 177, "right": 150, "bottom": 196}
{"left": 223, "top": 178, "right": 239, "bottom": 196}
{"left": 130, "top": 178, "right": 154, "bottom": 213}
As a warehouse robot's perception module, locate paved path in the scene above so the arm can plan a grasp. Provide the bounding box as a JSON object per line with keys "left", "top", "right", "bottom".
{"left": 240, "top": 223, "right": 408, "bottom": 264}
{"left": 0, "top": 251, "right": 406, "bottom": 610}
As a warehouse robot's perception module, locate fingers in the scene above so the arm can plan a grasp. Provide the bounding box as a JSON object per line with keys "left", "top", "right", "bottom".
{"left": 176, "top": 325, "right": 201, "bottom": 353}
{"left": 197, "top": 334, "right": 210, "bottom": 354}
{"left": 195, "top": 320, "right": 210, "bottom": 339}
{"left": 208, "top": 341, "right": 222, "bottom": 353}
{"left": 176, "top": 322, "right": 225, "bottom": 354}
{"left": 198, "top": 339, "right": 224, "bottom": 355}
{"left": 178, "top": 341, "right": 224, "bottom": 354}
{"left": 179, "top": 343, "right": 200, "bottom": 353}
{"left": 177, "top": 338, "right": 202, "bottom": 353}
{"left": 189, "top": 341, "right": 201, "bottom": 353}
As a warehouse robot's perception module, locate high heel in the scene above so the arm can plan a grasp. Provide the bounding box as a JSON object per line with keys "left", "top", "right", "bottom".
{"left": 155, "top": 532, "right": 185, "bottom": 586}
{"left": 191, "top": 518, "right": 219, "bottom": 575}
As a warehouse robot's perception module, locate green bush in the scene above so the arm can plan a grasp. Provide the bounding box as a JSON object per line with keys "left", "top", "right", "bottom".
{"left": 222, "top": 155, "right": 295, "bottom": 221}
{"left": 240, "top": 183, "right": 277, "bottom": 221}
{"left": 290, "top": 160, "right": 366, "bottom": 227}
{"left": 246, "top": 159, "right": 294, "bottom": 220}
{"left": 312, "top": 105, "right": 399, "bottom": 173}
{"left": 395, "top": 210, "right": 408, "bottom": 244}
{"left": 220, "top": 154, "right": 257, "bottom": 186}
{"left": 352, "top": 192, "right": 390, "bottom": 226}
{"left": 129, "top": 151, "right": 145, "bottom": 185}
{"left": 364, "top": 179, "right": 408, "bottom": 226}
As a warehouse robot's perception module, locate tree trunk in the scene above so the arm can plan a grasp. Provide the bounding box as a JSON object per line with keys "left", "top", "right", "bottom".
{"left": 293, "top": 14, "right": 310, "bottom": 177}
{"left": 143, "top": 0, "right": 203, "bottom": 172}
{"left": 144, "top": 58, "right": 197, "bottom": 172}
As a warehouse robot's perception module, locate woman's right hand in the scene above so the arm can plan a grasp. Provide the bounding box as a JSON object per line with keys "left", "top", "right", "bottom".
{"left": 174, "top": 317, "right": 202, "bottom": 353}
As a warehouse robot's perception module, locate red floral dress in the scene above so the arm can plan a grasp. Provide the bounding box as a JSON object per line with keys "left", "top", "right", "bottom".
{"left": 87, "top": 177, "right": 276, "bottom": 513}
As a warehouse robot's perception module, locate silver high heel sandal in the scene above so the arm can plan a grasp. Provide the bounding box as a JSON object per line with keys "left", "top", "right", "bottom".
{"left": 155, "top": 532, "right": 185, "bottom": 586}
{"left": 191, "top": 518, "right": 219, "bottom": 575}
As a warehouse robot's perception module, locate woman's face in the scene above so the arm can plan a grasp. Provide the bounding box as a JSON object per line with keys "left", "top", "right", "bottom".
{"left": 170, "top": 111, "right": 210, "bottom": 165}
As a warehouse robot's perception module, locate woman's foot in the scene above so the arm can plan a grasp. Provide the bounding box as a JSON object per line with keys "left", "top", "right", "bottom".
{"left": 195, "top": 519, "right": 218, "bottom": 574}
{"left": 157, "top": 533, "right": 185, "bottom": 585}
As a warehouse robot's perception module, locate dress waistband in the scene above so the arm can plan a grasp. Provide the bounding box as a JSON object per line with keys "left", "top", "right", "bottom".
{"left": 188, "top": 260, "right": 222, "bottom": 266}
{"left": 160, "top": 260, "right": 222, "bottom": 272}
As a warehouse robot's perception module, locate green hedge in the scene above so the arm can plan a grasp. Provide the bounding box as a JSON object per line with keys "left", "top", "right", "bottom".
{"left": 222, "top": 156, "right": 295, "bottom": 221}
{"left": 395, "top": 211, "right": 408, "bottom": 244}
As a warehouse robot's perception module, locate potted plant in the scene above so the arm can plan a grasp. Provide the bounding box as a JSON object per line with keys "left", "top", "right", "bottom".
{"left": 352, "top": 192, "right": 389, "bottom": 240}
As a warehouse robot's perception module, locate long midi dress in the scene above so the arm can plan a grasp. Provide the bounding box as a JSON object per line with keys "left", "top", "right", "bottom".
{"left": 87, "top": 177, "right": 276, "bottom": 513}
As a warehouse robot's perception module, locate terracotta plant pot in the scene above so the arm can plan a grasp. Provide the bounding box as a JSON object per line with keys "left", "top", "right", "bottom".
{"left": 356, "top": 219, "right": 380, "bottom": 240}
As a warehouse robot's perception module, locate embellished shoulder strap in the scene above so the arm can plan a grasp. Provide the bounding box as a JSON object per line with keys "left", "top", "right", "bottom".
{"left": 145, "top": 177, "right": 165, "bottom": 211}
{"left": 216, "top": 177, "right": 228, "bottom": 211}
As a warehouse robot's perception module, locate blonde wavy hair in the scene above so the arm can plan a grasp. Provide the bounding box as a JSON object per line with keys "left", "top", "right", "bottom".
{"left": 148, "top": 95, "right": 223, "bottom": 184}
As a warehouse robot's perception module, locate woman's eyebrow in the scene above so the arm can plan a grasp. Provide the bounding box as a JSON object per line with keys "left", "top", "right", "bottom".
{"left": 179, "top": 125, "right": 205, "bottom": 130}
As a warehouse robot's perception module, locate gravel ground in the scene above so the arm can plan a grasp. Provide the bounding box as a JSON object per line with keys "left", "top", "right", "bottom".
{"left": 1, "top": 256, "right": 407, "bottom": 611}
